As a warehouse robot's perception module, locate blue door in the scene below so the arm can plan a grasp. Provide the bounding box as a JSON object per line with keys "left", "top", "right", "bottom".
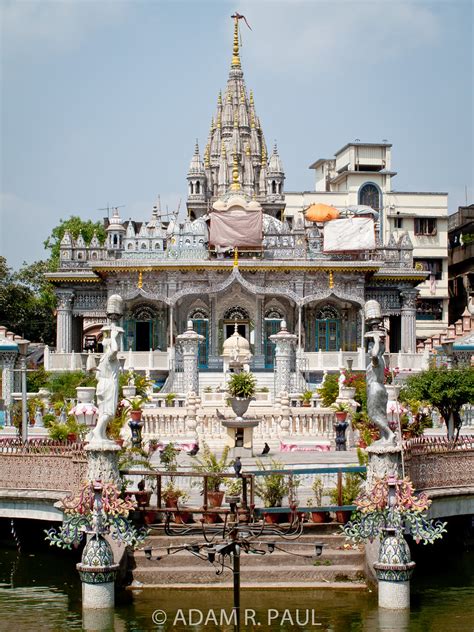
{"left": 264, "top": 319, "right": 282, "bottom": 369}
{"left": 193, "top": 319, "right": 209, "bottom": 368}
{"left": 315, "top": 319, "right": 340, "bottom": 351}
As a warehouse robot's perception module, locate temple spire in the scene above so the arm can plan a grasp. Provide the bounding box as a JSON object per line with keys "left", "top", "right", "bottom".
{"left": 231, "top": 14, "right": 241, "bottom": 69}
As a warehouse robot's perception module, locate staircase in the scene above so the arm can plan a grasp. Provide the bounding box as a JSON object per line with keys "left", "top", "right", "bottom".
{"left": 130, "top": 524, "right": 367, "bottom": 590}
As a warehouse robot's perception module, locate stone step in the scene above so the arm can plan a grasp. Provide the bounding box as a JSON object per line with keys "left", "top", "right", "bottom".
{"left": 143, "top": 532, "right": 347, "bottom": 548}
{"left": 132, "top": 564, "right": 366, "bottom": 586}
{"left": 134, "top": 548, "right": 364, "bottom": 568}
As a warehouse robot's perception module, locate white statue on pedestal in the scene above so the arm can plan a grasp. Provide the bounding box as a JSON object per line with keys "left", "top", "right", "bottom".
{"left": 89, "top": 295, "right": 124, "bottom": 447}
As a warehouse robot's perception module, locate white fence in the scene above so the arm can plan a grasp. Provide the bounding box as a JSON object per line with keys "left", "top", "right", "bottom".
{"left": 44, "top": 346, "right": 429, "bottom": 374}
{"left": 142, "top": 408, "right": 336, "bottom": 441}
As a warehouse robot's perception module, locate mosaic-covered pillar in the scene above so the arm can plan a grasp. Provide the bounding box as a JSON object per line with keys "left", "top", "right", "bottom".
{"left": 1, "top": 351, "right": 17, "bottom": 425}
{"left": 400, "top": 290, "right": 417, "bottom": 353}
{"left": 270, "top": 321, "right": 297, "bottom": 397}
{"left": 176, "top": 320, "right": 204, "bottom": 395}
{"left": 56, "top": 290, "right": 75, "bottom": 353}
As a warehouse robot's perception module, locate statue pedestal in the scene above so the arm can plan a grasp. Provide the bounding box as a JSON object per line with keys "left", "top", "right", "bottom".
{"left": 221, "top": 418, "right": 259, "bottom": 458}
{"left": 366, "top": 443, "right": 402, "bottom": 491}
{"left": 85, "top": 442, "right": 121, "bottom": 487}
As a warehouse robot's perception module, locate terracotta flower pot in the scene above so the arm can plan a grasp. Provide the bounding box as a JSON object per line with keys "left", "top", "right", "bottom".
{"left": 335, "top": 411, "right": 348, "bottom": 422}
{"left": 335, "top": 510, "right": 352, "bottom": 524}
{"left": 263, "top": 511, "right": 282, "bottom": 524}
{"left": 130, "top": 410, "right": 143, "bottom": 421}
{"left": 207, "top": 491, "right": 225, "bottom": 508}
{"left": 311, "top": 511, "right": 330, "bottom": 524}
{"left": 134, "top": 490, "right": 152, "bottom": 508}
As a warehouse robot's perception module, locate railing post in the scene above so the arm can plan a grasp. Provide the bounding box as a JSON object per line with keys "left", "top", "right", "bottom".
{"left": 242, "top": 475, "right": 248, "bottom": 510}
{"left": 203, "top": 475, "right": 208, "bottom": 508}
{"left": 337, "top": 470, "right": 343, "bottom": 506}
{"left": 157, "top": 474, "right": 162, "bottom": 509}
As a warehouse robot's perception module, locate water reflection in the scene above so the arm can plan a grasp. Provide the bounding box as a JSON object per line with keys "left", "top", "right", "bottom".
{"left": 0, "top": 548, "right": 473, "bottom": 631}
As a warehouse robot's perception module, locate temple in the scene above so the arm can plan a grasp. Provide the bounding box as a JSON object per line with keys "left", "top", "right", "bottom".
{"left": 46, "top": 17, "right": 443, "bottom": 386}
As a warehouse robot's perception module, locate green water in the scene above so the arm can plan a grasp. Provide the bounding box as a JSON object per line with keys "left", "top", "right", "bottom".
{"left": 0, "top": 546, "right": 473, "bottom": 631}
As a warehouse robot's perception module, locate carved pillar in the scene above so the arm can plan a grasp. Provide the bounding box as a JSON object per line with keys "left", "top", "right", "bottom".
{"left": 400, "top": 290, "right": 418, "bottom": 353}
{"left": 56, "top": 290, "right": 74, "bottom": 352}
{"left": 176, "top": 321, "right": 204, "bottom": 395}
{"left": 210, "top": 296, "right": 217, "bottom": 357}
{"left": 1, "top": 352, "right": 17, "bottom": 424}
{"left": 255, "top": 296, "right": 264, "bottom": 356}
{"left": 270, "top": 321, "right": 297, "bottom": 396}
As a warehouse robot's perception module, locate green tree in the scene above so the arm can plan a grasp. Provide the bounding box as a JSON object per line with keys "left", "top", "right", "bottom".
{"left": 0, "top": 257, "right": 56, "bottom": 344}
{"left": 400, "top": 367, "right": 474, "bottom": 439}
{"left": 43, "top": 215, "right": 106, "bottom": 268}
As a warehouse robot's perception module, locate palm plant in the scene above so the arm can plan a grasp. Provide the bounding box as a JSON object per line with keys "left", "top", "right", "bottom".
{"left": 192, "top": 442, "right": 230, "bottom": 492}
{"left": 227, "top": 372, "right": 257, "bottom": 399}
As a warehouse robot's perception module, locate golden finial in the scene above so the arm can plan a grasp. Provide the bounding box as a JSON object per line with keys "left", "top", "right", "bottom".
{"left": 328, "top": 270, "right": 334, "bottom": 289}
{"left": 231, "top": 14, "right": 241, "bottom": 68}
{"left": 245, "top": 143, "right": 251, "bottom": 156}
{"left": 204, "top": 144, "right": 210, "bottom": 168}
{"left": 138, "top": 270, "right": 143, "bottom": 289}
{"left": 211, "top": 117, "right": 215, "bottom": 130}
{"left": 230, "top": 151, "right": 240, "bottom": 190}
{"left": 217, "top": 91, "right": 222, "bottom": 106}
{"left": 261, "top": 143, "right": 267, "bottom": 166}
{"left": 233, "top": 247, "right": 239, "bottom": 267}
{"left": 233, "top": 108, "right": 239, "bottom": 128}
{"left": 227, "top": 91, "right": 232, "bottom": 103}
{"left": 217, "top": 112, "right": 221, "bottom": 129}
{"left": 240, "top": 91, "right": 245, "bottom": 104}
{"left": 250, "top": 90, "right": 254, "bottom": 105}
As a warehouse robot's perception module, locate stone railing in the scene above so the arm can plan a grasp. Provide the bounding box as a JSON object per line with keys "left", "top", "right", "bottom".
{"left": 0, "top": 439, "right": 86, "bottom": 492}
{"left": 43, "top": 347, "right": 429, "bottom": 374}
{"left": 143, "top": 408, "right": 336, "bottom": 441}
{"left": 404, "top": 436, "right": 474, "bottom": 491}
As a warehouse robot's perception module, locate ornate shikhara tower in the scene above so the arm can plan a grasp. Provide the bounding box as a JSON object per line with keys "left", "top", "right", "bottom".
{"left": 186, "top": 15, "right": 285, "bottom": 220}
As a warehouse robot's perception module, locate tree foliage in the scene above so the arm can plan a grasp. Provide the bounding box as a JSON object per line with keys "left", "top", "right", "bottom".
{"left": 400, "top": 367, "right": 474, "bottom": 438}
{"left": 43, "top": 215, "right": 106, "bottom": 268}
{"left": 0, "top": 256, "right": 56, "bottom": 344}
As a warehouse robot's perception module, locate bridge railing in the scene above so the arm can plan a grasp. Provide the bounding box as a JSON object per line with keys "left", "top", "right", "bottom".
{"left": 0, "top": 439, "right": 86, "bottom": 493}
{"left": 404, "top": 436, "right": 474, "bottom": 491}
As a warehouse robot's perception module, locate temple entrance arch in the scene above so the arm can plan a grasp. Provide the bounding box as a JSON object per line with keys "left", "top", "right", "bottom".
{"left": 124, "top": 302, "right": 166, "bottom": 351}
{"left": 315, "top": 305, "right": 340, "bottom": 351}
{"left": 223, "top": 306, "right": 251, "bottom": 342}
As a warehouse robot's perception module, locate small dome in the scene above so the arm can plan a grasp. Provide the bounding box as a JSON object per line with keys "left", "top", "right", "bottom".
{"left": 222, "top": 326, "right": 251, "bottom": 359}
{"left": 305, "top": 203, "right": 339, "bottom": 223}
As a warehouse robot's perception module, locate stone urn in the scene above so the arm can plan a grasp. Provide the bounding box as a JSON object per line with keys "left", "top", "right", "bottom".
{"left": 76, "top": 386, "right": 96, "bottom": 404}
{"left": 230, "top": 397, "right": 252, "bottom": 421}
{"left": 122, "top": 385, "right": 137, "bottom": 399}
{"left": 71, "top": 386, "right": 98, "bottom": 431}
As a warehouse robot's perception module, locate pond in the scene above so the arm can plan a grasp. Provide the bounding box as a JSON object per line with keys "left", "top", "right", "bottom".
{"left": 0, "top": 542, "right": 472, "bottom": 631}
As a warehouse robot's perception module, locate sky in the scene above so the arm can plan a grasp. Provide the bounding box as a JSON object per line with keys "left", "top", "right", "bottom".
{"left": 1, "top": 0, "right": 473, "bottom": 270}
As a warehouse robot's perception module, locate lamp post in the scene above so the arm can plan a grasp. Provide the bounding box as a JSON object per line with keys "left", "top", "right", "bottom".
{"left": 17, "top": 340, "right": 29, "bottom": 442}
{"left": 440, "top": 338, "right": 455, "bottom": 438}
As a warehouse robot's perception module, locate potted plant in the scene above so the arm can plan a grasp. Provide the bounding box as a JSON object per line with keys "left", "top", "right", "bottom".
{"left": 227, "top": 372, "right": 257, "bottom": 418}
{"left": 307, "top": 477, "right": 329, "bottom": 523}
{"left": 329, "top": 472, "right": 362, "bottom": 523}
{"left": 165, "top": 392, "right": 176, "bottom": 407}
{"left": 255, "top": 459, "right": 300, "bottom": 523}
{"left": 224, "top": 477, "right": 243, "bottom": 505}
{"left": 124, "top": 396, "right": 147, "bottom": 421}
{"left": 330, "top": 401, "right": 351, "bottom": 421}
{"left": 192, "top": 443, "right": 230, "bottom": 510}
{"left": 300, "top": 390, "right": 313, "bottom": 407}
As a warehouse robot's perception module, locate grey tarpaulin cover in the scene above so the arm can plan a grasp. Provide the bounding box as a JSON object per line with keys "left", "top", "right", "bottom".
{"left": 210, "top": 209, "right": 263, "bottom": 247}
{"left": 323, "top": 217, "right": 375, "bottom": 252}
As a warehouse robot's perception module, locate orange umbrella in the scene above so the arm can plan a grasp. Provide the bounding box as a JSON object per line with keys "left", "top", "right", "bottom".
{"left": 305, "top": 203, "right": 340, "bottom": 223}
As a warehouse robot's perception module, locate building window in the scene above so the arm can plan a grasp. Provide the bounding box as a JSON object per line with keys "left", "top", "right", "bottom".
{"left": 413, "top": 258, "right": 443, "bottom": 280}
{"left": 394, "top": 217, "right": 403, "bottom": 229}
{"left": 414, "top": 218, "right": 437, "bottom": 236}
{"left": 416, "top": 299, "right": 443, "bottom": 320}
{"left": 358, "top": 183, "right": 381, "bottom": 210}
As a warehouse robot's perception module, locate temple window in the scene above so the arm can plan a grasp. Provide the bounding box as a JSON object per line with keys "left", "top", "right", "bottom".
{"left": 358, "top": 183, "right": 381, "bottom": 210}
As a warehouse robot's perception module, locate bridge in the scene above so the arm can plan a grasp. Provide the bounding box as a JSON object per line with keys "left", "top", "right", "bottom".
{"left": 0, "top": 436, "right": 473, "bottom": 521}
